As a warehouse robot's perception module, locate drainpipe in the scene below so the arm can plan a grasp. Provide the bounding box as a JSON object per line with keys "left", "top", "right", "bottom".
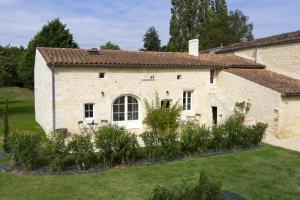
{"left": 51, "top": 62, "right": 56, "bottom": 134}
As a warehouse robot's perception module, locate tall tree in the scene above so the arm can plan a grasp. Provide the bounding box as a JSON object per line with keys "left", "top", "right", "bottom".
{"left": 0, "top": 45, "right": 25, "bottom": 87}
{"left": 142, "top": 26, "right": 161, "bottom": 51}
{"left": 167, "top": 0, "right": 253, "bottom": 51}
{"left": 18, "top": 18, "right": 78, "bottom": 89}
{"left": 100, "top": 41, "right": 120, "bottom": 50}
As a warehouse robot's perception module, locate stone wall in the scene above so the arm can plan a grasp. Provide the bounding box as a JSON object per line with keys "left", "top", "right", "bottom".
{"left": 233, "top": 43, "right": 300, "bottom": 80}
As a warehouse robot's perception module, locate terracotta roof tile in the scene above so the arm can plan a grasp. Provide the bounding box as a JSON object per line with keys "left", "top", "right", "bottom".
{"left": 216, "top": 29, "right": 300, "bottom": 53}
{"left": 37, "top": 47, "right": 264, "bottom": 68}
{"left": 226, "top": 68, "right": 300, "bottom": 95}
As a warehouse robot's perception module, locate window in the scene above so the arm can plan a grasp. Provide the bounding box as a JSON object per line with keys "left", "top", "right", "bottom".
{"left": 84, "top": 103, "right": 94, "bottom": 119}
{"left": 212, "top": 106, "right": 218, "bottom": 125}
{"left": 183, "top": 91, "right": 192, "bottom": 111}
{"left": 99, "top": 73, "right": 105, "bottom": 79}
{"left": 161, "top": 99, "right": 171, "bottom": 108}
{"left": 177, "top": 75, "right": 182, "bottom": 80}
{"left": 210, "top": 68, "right": 215, "bottom": 84}
{"left": 113, "top": 96, "right": 139, "bottom": 122}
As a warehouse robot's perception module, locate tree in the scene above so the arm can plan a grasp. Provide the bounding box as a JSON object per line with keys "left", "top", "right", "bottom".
{"left": 167, "top": 0, "right": 253, "bottom": 51}
{"left": 3, "top": 99, "right": 9, "bottom": 153}
{"left": 0, "top": 45, "right": 25, "bottom": 87}
{"left": 142, "top": 26, "right": 161, "bottom": 51}
{"left": 18, "top": 18, "right": 78, "bottom": 89}
{"left": 100, "top": 41, "right": 120, "bottom": 50}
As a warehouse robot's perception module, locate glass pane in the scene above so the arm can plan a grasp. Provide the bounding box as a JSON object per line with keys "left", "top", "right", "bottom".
{"left": 113, "top": 105, "right": 118, "bottom": 112}
{"left": 187, "top": 104, "right": 191, "bottom": 110}
{"left": 90, "top": 111, "right": 93, "bottom": 118}
{"left": 113, "top": 113, "right": 118, "bottom": 121}
{"left": 188, "top": 92, "right": 191, "bottom": 98}
{"left": 85, "top": 111, "right": 89, "bottom": 118}
{"left": 119, "top": 113, "right": 125, "bottom": 121}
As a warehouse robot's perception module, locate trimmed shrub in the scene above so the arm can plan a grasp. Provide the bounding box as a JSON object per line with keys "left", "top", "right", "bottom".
{"left": 67, "top": 134, "right": 94, "bottom": 171}
{"left": 140, "top": 131, "right": 160, "bottom": 162}
{"left": 180, "top": 122, "right": 211, "bottom": 156}
{"left": 223, "top": 116, "right": 244, "bottom": 149}
{"left": 249, "top": 122, "right": 267, "bottom": 146}
{"left": 8, "top": 130, "right": 41, "bottom": 171}
{"left": 45, "top": 132, "right": 68, "bottom": 172}
{"left": 211, "top": 125, "right": 227, "bottom": 152}
{"left": 149, "top": 171, "right": 221, "bottom": 200}
{"left": 96, "top": 125, "right": 139, "bottom": 166}
{"left": 159, "top": 132, "right": 180, "bottom": 160}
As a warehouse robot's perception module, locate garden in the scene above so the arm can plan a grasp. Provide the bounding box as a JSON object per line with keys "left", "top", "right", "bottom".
{"left": 1, "top": 88, "right": 300, "bottom": 200}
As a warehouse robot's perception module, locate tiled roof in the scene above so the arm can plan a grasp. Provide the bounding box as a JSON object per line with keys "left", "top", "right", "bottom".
{"left": 37, "top": 47, "right": 264, "bottom": 68}
{"left": 226, "top": 68, "right": 300, "bottom": 96}
{"left": 216, "top": 29, "right": 300, "bottom": 53}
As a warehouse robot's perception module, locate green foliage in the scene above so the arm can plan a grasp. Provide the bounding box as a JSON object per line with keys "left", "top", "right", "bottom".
{"left": 140, "top": 131, "right": 160, "bottom": 162}
{"left": 100, "top": 41, "right": 120, "bottom": 50}
{"left": 95, "top": 125, "right": 139, "bottom": 166}
{"left": 143, "top": 93, "right": 182, "bottom": 133}
{"left": 223, "top": 116, "right": 244, "bottom": 149}
{"left": 142, "top": 26, "right": 161, "bottom": 51}
{"left": 249, "top": 122, "right": 268, "bottom": 146}
{"left": 180, "top": 122, "right": 211, "bottom": 156}
{"left": 160, "top": 132, "right": 180, "bottom": 160}
{"left": 67, "top": 134, "right": 94, "bottom": 171}
{"left": 168, "top": 0, "right": 253, "bottom": 51}
{"left": 18, "top": 18, "right": 78, "bottom": 89}
{"left": 3, "top": 99, "right": 9, "bottom": 152}
{"left": 45, "top": 132, "right": 68, "bottom": 172}
{"left": 8, "top": 130, "right": 41, "bottom": 171}
{"left": 234, "top": 101, "right": 251, "bottom": 123}
{"left": 0, "top": 45, "right": 25, "bottom": 87}
{"left": 211, "top": 125, "right": 227, "bottom": 152}
{"left": 149, "top": 171, "right": 221, "bottom": 200}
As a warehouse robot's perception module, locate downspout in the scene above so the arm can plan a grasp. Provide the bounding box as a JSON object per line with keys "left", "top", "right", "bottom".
{"left": 51, "top": 62, "right": 56, "bottom": 134}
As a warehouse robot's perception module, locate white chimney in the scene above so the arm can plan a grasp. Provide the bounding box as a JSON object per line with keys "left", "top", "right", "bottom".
{"left": 189, "top": 39, "right": 199, "bottom": 56}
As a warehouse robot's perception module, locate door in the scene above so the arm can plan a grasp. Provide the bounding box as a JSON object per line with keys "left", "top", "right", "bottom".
{"left": 212, "top": 106, "right": 217, "bottom": 125}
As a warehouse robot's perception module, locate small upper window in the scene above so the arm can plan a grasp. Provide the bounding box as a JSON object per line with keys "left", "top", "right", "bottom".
{"left": 84, "top": 103, "right": 94, "bottom": 119}
{"left": 177, "top": 75, "right": 182, "bottom": 80}
{"left": 210, "top": 68, "right": 215, "bottom": 84}
{"left": 99, "top": 73, "right": 105, "bottom": 79}
{"left": 161, "top": 100, "right": 171, "bottom": 108}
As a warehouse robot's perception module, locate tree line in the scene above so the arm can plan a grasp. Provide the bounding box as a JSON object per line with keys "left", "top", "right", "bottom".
{"left": 0, "top": 0, "right": 253, "bottom": 89}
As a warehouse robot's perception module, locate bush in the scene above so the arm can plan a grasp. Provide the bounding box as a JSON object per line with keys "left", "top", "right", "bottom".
{"left": 211, "top": 125, "right": 227, "bottom": 152}
{"left": 160, "top": 132, "right": 180, "bottom": 160}
{"left": 149, "top": 171, "right": 221, "bottom": 200}
{"left": 96, "top": 125, "right": 139, "bottom": 167}
{"left": 223, "top": 116, "right": 244, "bottom": 149}
{"left": 144, "top": 93, "right": 182, "bottom": 133}
{"left": 180, "top": 122, "right": 211, "bottom": 156}
{"left": 67, "top": 134, "right": 94, "bottom": 171}
{"left": 8, "top": 130, "right": 41, "bottom": 171}
{"left": 45, "top": 132, "right": 68, "bottom": 172}
{"left": 140, "top": 131, "right": 160, "bottom": 162}
{"left": 249, "top": 122, "right": 267, "bottom": 146}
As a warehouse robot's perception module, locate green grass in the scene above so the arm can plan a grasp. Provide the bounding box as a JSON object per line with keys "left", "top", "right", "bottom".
{"left": 0, "top": 145, "right": 300, "bottom": 200}
{"left": 0, "top": 87, "right": 300, "bottom": 199}
{"left": 0, "top": 87, "right": 43, "bottom": 134}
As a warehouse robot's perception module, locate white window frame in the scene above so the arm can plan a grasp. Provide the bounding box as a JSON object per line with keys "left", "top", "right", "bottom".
{"left": 112, "top": 95, "right": 141, "bottom": 129}
{"left": 210, "top": 68, "right": 216, "bottom": 85}
{"left": 84, "top": 103, "right": 94, "bottom": 121}
{"left": 183, "top": 91, "right": 192, "bottom": 111}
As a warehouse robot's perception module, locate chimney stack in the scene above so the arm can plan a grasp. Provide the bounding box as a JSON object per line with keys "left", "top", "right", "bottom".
{"left": 189, "top": 39, "right": 199, "bottom": 56}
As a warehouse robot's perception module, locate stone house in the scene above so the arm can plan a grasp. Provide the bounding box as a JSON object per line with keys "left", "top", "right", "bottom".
{"left": 34, "top": 30, "right": 300, "bottom": 149}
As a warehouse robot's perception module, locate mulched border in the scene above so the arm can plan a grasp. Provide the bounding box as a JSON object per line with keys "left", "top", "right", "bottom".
{"left": 0, "top": 146, "right": 261, "bottom": 176}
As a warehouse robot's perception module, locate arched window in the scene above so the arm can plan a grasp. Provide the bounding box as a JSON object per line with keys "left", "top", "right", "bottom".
{"left": 113, "top": 95, "right": 139, "bottom": 122}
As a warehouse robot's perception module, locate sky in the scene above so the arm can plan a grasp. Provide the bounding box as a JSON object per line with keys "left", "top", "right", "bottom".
{"left": 0, "top": 0, "right": 300, "bottom": 50}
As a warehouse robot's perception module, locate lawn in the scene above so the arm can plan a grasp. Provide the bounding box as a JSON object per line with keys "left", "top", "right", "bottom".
{"left": 0, "top": 87, "right": 300, "bottom": 200}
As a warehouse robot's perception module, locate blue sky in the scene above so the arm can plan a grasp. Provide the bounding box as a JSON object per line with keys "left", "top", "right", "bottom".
{"left": 0, "top": 0, "right": 300, "bottom": 50}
